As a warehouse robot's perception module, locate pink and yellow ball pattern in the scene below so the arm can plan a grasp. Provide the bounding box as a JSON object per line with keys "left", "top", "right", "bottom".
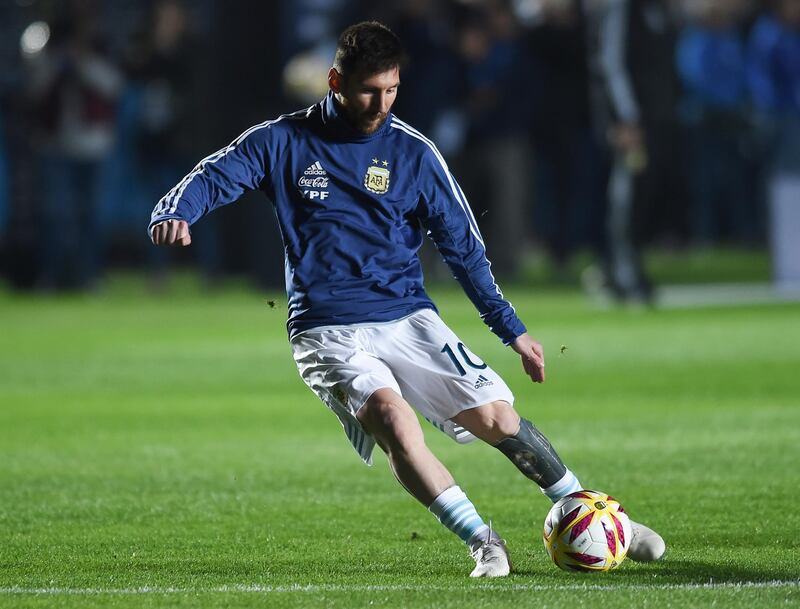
{"left": 543, "top": 490, "right": 632, "bottom": 572}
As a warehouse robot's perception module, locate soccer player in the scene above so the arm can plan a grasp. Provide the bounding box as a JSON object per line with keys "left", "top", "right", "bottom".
{"left": 150, "top": 21, "right": 665, "bottom": 577}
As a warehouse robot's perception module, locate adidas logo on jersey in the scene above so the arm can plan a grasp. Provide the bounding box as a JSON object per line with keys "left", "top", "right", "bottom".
{"left": 304, "top": 161, "right": 327, "bottom": 176}
{"left": 474, "top": 374, "right": 493, "bottom": 389}
{"left": 299, "top": 161, "right": 329, "bottom": 191}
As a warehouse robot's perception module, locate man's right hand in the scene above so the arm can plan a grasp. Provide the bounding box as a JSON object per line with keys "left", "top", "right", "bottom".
{"left": 151, "top": 219, "right": 191, "bottom": 246}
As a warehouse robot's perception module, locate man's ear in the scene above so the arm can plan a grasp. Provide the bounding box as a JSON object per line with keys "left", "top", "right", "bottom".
{"left": 328, "top": 67, "right": 342, "bottom": 94}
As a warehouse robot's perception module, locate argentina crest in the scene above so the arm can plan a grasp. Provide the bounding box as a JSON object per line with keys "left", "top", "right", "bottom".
{"left": 364, "top": 158, "right": 390, "bottom": 194}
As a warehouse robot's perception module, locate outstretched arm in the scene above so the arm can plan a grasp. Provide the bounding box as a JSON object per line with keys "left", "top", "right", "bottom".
{"left": 415, "top": 145, "right": 545, "bottom": 383}
{"left": 148, "top": 118, "right": 283, "bottom": 244}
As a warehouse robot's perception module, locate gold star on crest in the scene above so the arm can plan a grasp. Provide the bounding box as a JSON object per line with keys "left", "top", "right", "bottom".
{"left": 382, "top": 160, "right": 388, "bottom": 166}
{"left": 371, "top": 158, "right": 379, "bottom": 164}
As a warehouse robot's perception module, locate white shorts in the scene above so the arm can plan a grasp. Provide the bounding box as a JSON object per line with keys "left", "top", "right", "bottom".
{"left": 290, "top": 308, "right": 515, "bottom": 464}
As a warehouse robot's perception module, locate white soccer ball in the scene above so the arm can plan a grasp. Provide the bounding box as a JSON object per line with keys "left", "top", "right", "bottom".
{"left": 543, "top": 490, "right": 632, "bottom": 572}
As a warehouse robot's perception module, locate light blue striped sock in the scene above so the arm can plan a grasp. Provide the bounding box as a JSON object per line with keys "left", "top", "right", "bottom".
{"left": 541, "top": 469, "right": 583, "bottom": 503}
{"left": 429, "top": 486, "right": 489, "bottom": 545}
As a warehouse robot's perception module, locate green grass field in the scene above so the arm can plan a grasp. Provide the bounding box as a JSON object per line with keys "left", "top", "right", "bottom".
{"left": 1, "top": 277, "right": 798, "bottom": 608}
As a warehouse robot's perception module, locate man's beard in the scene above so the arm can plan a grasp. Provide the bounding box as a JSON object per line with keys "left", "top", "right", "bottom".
{"left": 350, "top": 110, "right": 388, "bottom": 135}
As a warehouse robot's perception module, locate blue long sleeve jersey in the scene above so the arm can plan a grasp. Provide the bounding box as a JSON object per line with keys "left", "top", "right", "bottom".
{"left": 149, "top": 92, "right": 526, "bottom": 344}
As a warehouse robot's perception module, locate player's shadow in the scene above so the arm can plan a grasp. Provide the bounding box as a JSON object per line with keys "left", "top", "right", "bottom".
{"left": 630, "top": 558, "right": 796, "bottom": 584}
{"left": 513, "top": 558, "right": 796, "bottom": 585}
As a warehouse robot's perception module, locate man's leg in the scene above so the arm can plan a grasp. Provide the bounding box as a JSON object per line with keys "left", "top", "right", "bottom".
{"left": 452, "top": 401, "right": 582, "bottom": 500}
{"left": 452, "top": 400, "right": 665, "bottom": 561}
{"left": 357, "top": 388, "right": 510, "bottom": 576}
{"left": 358, "top": 388, "right": 454, "bottom": 504}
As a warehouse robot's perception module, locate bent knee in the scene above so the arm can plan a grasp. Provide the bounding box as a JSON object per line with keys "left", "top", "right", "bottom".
{"left": 453, "top": 400, "right": 520, "bottom": 443}
{"left": 478, "top": 401, "right": 521, "bottom": 438}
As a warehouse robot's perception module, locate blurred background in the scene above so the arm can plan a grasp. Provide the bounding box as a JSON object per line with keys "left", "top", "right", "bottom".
{"left": 0, "top": 0, "right": 798, "bottom": 303}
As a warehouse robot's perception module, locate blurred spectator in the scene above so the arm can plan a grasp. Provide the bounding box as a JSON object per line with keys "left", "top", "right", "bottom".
{"left": 26, "top": 0, "right": 123, "bottom": 291}
{"left": 387, "top": 0, "right": 461, "bottom": 136}
{"left": 281, "top": 0, "right": 350, "bottom": 62}
{"left": 451, "top": 1, "right": 533, "bottom": 278}
{"left": 677, "top": 0, "right": 757, "bottom": 245}
{"left": 0, "top": 111, "right": 8, "bottom": 243}
{"left": 748, "top": 0, "right": 800, "bottom": 286}
{"left": 124, "top": 0, "right": 221, "bottom": 288}
{"left": 584, "top": 0, "right": 682, "bottom": 303}
{"left": 522, "top": 0, "right": 606, "bottom": 275}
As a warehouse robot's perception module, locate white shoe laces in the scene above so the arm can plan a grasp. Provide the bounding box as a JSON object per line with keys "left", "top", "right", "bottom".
{"left": 471, "top": 521, "right": 505, "bottom": 562}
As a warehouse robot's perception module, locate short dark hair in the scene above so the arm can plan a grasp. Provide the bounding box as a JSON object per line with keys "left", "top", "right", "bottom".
{"left": 333, "top": 21, "right": 407, "bottom": 77}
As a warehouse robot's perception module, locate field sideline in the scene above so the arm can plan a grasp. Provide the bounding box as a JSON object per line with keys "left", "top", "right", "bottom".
{"left": 1, "top": 278, "right": 798, "bottom": 608}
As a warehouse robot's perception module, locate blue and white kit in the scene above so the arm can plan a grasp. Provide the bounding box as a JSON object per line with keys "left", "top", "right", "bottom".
{"left": 150, "top": 92, "right": 526, "bottom": 344}
{"left": 149, "top": 92, "right": 526, "bottom": 460}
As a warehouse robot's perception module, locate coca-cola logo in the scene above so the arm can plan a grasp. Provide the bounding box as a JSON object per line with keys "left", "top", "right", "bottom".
{"left": 298, "top": 176, "right": 329, "bottom": 188}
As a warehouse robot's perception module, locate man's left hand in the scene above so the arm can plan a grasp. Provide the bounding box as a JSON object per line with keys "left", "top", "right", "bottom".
{"left": 511, "top": 333, "right": 546, "bottom": 384}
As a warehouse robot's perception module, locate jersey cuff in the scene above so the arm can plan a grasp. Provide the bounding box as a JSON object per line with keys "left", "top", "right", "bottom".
{"left": 497, "top": 318, "right": 527, "bottom": 346}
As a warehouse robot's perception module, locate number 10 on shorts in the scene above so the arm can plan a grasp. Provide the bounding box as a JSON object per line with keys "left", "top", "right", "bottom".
{"left": 441, "top": 342, "right": 488, "bottom": 376}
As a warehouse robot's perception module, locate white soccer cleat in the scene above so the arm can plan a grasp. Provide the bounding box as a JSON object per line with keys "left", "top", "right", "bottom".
{"left": 469, "top": 533, "right": 511, "bottom": 578}
{"left": 627, "top": 520, "right": 666, "bottom": 562}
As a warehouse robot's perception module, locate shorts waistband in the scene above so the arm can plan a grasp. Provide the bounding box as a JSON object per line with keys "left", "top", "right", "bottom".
{"left": 289, "top": 307, "right": 436, "bottom": 342}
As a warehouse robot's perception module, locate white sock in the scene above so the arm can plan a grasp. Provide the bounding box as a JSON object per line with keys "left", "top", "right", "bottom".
{"left": 428, "top": 485, "right": 490, "bottom": 545}
{"left": 541, "top": 469, "right": 582, "bottom": 502}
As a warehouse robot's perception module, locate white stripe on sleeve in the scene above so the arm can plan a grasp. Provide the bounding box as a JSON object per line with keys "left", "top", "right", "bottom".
{"left": 152, "top": 107, "right": 313, "bottom": 219}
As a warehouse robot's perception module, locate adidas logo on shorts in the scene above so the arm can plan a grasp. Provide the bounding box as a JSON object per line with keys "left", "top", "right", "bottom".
{"left": 474, "top": 374, "right": 493, "bottom": 389}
